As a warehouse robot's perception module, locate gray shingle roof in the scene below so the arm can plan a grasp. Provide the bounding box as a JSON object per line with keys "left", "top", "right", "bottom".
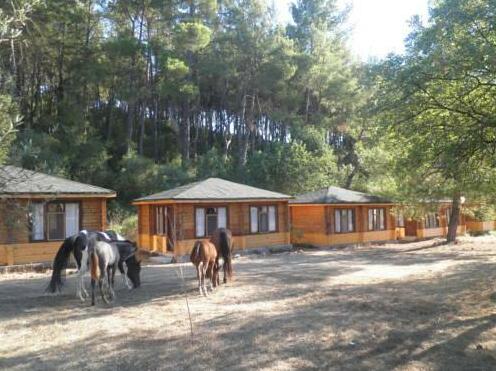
{"left": 134, "top": 178, "right": 290, "bottom": 202}
{"left": 290, "top": 186, "right": 391, "bottom": 205}
{"left": 0, "top": 166, "right": 115, "bottom": 196}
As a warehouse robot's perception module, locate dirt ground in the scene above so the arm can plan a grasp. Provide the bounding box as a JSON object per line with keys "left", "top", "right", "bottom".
{"left": 2, "top": 236, "right": 496, "bottom": 370}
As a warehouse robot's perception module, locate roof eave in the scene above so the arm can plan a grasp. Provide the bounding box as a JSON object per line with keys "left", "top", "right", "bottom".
{"left": 0, "top": 192, "right": 117, "bottom": 199}
{"left": 132, "top": 197, "right": 292, "bottom": 205}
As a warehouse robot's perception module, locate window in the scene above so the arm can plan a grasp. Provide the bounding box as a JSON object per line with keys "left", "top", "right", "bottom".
{"left": 368, "top": 208, "right": 386, "bottom": 231}
{"left": 334, "top": 209, "right": 355, "bottom": 233}
{"left": 31, "top": 203, "right": 44, "bottom": 241}
{"left": 30, "top": 201, "right": 80, "bottom": 241}
{"left": 154, "top": 206, "right": 168, "bottom": 235}
{"left": 424, "top": 213, "right": 440, "bottom": 229}
{"left": 250, "top": 206, "right": 277, "bottom": 233}
{"left": 396, "top": 211, "right": 405, "bottom": 228}
{"left": 195, "top": 206, "right": 227, "bottom": 237}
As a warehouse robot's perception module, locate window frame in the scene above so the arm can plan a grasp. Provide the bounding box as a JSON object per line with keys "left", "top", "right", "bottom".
{"left": 333, "top": 208, "right": 355, "bottom": 234}
{"left": 396, "top": 211, "right": 405, "bottom": 228}
{"left": 153, "top": 205, "right": 169, "bottom": 236}
{"left": 249, "top": 204, "right": 278, "bottom": 234}
{"left": 424, "top": 212, "right": 440, "bottom": 229}
{"left": 29, "top": 200, "right": 82, "bottom": 242}
{"left": 194, "top": 205, "right": 229, "bottom": 238}
{"left": 368, "top": 208, "right": 386, "bottom": 231}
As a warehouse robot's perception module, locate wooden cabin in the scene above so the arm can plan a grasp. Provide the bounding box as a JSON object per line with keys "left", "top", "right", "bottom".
{"left": 0, "top": 166, "right": 115, "bottom": 265}
{"left": 465, "top": 217, "right": 496, "bottom": 234}
{"left": 403, "top": 203, "right": 466, "bottom": 239}
{"left": 290, "top": 186, "right": 397, "bottom": 247}
{"left": 132, "top": 178, "right": 291, "bottom": 256}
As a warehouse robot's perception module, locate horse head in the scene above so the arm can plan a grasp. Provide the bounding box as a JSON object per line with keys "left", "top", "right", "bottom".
{"left": 125, "top": 255, "right": 141, "bottom": 288}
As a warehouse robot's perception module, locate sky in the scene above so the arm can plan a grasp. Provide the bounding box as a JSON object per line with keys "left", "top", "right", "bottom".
{"left": 275, "top": 0, "right": 430, "bottom": 61}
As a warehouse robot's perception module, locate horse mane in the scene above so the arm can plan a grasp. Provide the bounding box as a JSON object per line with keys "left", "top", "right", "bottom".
{"left": 46, "top": 235, "right": 77, "bottom": 293}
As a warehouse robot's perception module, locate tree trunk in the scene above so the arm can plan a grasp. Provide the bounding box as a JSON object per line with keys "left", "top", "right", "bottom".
{"left": 138, "top": 102, "right": 145, "bottom": 155}
{"left": 447, "top": 192, "right": 461, "bottom": 243}
{"left": 153, "top": 100, "right": 159, "bottom": 162}
{"left": 180, "top": 104, "right": 190, "bottom": 165}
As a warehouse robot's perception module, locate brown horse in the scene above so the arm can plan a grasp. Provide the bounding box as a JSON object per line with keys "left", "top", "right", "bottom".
{"left": 210, "top": 228, "right": 234, "bottom": 284}
{"left": 190, "top": 240, "right": 218, "bottom": 296}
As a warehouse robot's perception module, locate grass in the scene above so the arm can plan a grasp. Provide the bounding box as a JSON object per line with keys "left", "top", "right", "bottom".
{"left": 1, "top": 236, "right": 496, "bottom": 370}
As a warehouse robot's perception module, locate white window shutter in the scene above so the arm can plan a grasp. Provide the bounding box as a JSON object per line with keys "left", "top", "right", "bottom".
{"left": 196, "top": 208, "right": 205, "bottom": 237}
{"left": 268, "top": 206, "right": 276, "bottom": 232}
{"left": 335, "top": 210, "right": 341, "bottom": 233}
{"left": 32, "top": 203, "right": 44, "bottom": 240}
{"left": 65, "top": 203, "right": 79, "bottom": 237}
{"left": 250, "top": 207, "right": 258, "bottom": 233}
{"left": 380, "top": 209, "right": 385, "bottom": 230}
{"left": 348, "top": 210, "right": 354, "bottom": 232}
{"left": 218, "top": 207, "right": 227, "bottom": 229}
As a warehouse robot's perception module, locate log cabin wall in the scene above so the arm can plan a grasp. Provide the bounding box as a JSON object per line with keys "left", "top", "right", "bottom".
{"left": 136, "top": 200, "right": 291, "bottom": 256}
{"left": 290, "top": 204, "right": 396, "bottom": 247}
{"left": 0, "top": 197, "right": 109, "bottom": 265}
{"left": 403, "top": 204, "right": 467, "bottom": 239}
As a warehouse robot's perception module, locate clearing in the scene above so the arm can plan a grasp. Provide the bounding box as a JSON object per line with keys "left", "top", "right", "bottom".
{"left": 2, "top": 236, "right": 496, "bottom": 370}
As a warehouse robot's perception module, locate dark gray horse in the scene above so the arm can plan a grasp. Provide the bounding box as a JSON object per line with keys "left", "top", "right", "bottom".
{"left": 90, "top": 241, "right": 120, "bottom": 306}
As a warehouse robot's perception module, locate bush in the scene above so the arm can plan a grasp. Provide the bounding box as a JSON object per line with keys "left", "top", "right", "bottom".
{"left": 108, "top": 207, "right": 138, "bottom": 242}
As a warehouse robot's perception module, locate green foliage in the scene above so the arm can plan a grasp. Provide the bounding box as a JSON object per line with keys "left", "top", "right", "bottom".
{"left": 0, "top": 95, "right": 18, "bottom": 164}
{"left": 245, "top": 142, "right": 342, "bottom": 195}
{"left": 173, "top": 22, "right": 212, "bottom": 52}
{"left": 374, "top": 0, "right": 496, "bottom": 212}
{"left": 108, "top": 206, "right": 138, "bottom": 241}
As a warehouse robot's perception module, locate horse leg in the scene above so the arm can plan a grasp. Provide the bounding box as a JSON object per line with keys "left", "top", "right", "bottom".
{"left": 208, "top": 262, "right": 215, "bottom": 292}
{"left": 91, "top": 278, "right": 96, "bottom": 306}
{"left": 122, "top": 262, "right": 132, "bottom": 290}
{"left": 107, "top": 267, "right": 114, "bottom": 300}
{"left": 81, "top": 248, "right": 89, "bottom": 298}
{"left": 100, "top": 270, "right": 110, "bottom": 304}
{"left": 202, "top": 262, "right": 208, "bottom": 297}
{"left": 197, "top": 262, "right": 203, "bottom": 296}
{"left": 110, "top": 265, "right": 117, "bottom": 300}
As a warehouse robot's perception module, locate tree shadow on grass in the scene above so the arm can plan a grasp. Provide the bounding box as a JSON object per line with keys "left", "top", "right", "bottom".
{"left": 3, "top": 257, "right": 496, "bottom": 370}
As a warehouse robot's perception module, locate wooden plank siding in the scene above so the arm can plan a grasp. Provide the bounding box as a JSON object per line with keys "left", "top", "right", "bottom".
{"left": 465, "top": 219, "right": 496, "bottom": 233}
{"left": 136, "top": 200, "right": 291, "bottom": 256}
{"left": 290, "top": 204, "right": 397, "bottom": 247}
{"left": 402, "top": 205, "right": 466, "bottom": 239}
{"left": 0, "top": 197, "right": 109, "bottom": 265}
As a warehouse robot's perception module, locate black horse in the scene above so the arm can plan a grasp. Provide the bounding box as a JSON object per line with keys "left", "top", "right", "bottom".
{"left": 47, "top": 230, "right": 141, "bottom": 300}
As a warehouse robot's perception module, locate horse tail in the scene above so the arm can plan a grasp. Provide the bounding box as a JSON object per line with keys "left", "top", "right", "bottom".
{"left": 90, "top": 251, "right": 100, "bottom": 281}
{"left": 190, "top": 241, "right": 201, "bottom": 262}
{"left": 219, "top": 230, "right": 233, "bottom": 280}
{"left": 46, "top": 237, "right": 75, "bottom": 293}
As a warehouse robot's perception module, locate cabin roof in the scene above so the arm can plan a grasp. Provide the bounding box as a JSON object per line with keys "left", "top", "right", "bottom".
{"left": 0, "top": 166, "right": 116, "bottom": 197}
{"left": 134, "top": 178, "right": 291, "bottom": 202}
{"left": 290, "top": 186, "right": 392, "bottom": 205}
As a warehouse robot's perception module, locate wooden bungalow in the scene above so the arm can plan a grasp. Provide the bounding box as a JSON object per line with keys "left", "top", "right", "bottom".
{"left": 465, "top": 217, "right": 496, "bottom": 234}
{"left": 402, "top": 203, "right": 466, "bottom": 240}
{"left": 290, "top": 186, "right": 397, "bottom": 247}
{"left": 132, "top": 178, "right": 291, "bottom": 256}
{"left": 0, "top": 166, "right": 115, "bottom": 265}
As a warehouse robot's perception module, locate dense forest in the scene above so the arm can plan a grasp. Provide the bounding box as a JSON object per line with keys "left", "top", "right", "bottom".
{"left": 1, "top": 0, "right": 496, "bottom": 237}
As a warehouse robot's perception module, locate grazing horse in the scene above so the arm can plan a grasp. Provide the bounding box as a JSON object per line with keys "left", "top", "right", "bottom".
{"left": 89, "top": 241, "right": 120, "bottom": 306}
{"left": 210, "top": 228, "right": 234, "bottom": 284}
{"left": 190, "top": 240, "right": 218, "bottom": 296}
{"left": 47, "top": 230, "right": 141, "bottom": 300}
